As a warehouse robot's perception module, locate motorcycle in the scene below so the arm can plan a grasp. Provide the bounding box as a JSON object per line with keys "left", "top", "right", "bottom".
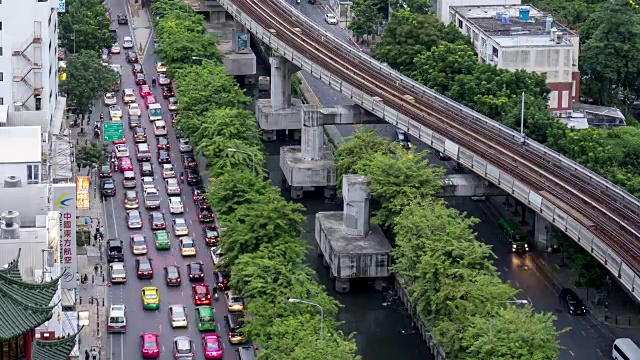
{"left": 151, "top": 78, "right": 157, "bottom": 87}
{"left": 213, "top": 289, "right": 219, "bottom": 301}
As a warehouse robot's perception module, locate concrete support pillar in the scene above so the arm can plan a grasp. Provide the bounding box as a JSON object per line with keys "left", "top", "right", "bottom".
{"left": 301, "top": 105, "right": 325, "bottom": 161}
{"left": 342, "top": 175, "right": 370, "bottom": 236}
{"left": 534, "top": 213, "right": 552, "bottom": 250}
{"left": 270, "top": 56, "right": 298, "bottom": 110}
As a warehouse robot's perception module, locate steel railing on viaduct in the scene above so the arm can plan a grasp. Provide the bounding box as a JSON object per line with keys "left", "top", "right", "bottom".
{"left": 217, "top": 0, "right": 640, "bottom": 301}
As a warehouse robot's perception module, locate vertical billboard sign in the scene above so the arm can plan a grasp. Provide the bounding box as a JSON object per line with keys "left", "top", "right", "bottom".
{"left": 236, "top": 33, "right": 250, "bottom": 54}
{"left": 58, "top": 0, "right": 66, "bottom": 12}
{"left": 53, "top": 184, "right": 77, "bottom": 289}
{"left": 76, "top": 176, "right": 90, "bottom": 209}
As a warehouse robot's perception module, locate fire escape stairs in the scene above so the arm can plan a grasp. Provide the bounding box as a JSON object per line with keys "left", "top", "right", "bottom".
{"left": 11, "top": 33, "right": 44, "bottom": 107}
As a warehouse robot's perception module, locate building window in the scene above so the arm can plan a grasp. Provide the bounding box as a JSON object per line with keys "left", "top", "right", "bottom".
{"left": 0, "top": 98, "right": 3, "bottom": 105}
{"left": 458, "top": 19, "right": 463, "bottom": 29}
{"left": 27, "top": 164, "right": 40, "bottom": 183}
{"left": 0, "top": 47, "right": 3, "bottom": 56}
{"left": 35, "top": 97, "right": 42, "bottom": 111}
{"left": 0, "top": 72, "right": 3, "bottom": 81}
{"left": 492, "top": 46, "right": 499, "bottom": 59}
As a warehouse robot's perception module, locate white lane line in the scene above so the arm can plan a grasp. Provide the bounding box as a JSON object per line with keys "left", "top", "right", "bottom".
{"left": 120, "top": 333, "right": 124, "bottom": 360}
{"left": 502, "top": 266, "right": 509, "bottom": 272}
{"left": 569, "top": 350, "right": 575, "bottom": 357}
{"left": 110, "top": 197, "right": 119, "bottom": 238}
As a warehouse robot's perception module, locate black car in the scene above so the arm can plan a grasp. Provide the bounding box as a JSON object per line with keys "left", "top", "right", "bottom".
{"left": 140, "top": 162, "right": 154, "bottom": 176}
{"left": 135, "top": 256, "right": 154, "bottom": 279}
{"left": 164, "top": 265, "right": 181, "bottom": 286}
{"left": 149, "top": 211, "right": 166, "bottom": 230}
{"left": 131, "top": 63, "right": 143, "bottom": 74}
{"left": 202, "top": 225, "right": 219, "bottom": 246}
{"left": 99, "top": 164, "right": 112, "bottom": 178}
{"left": 117, "top": 14, "right": 128, "bottom": 25}
{"left": 129, "top": 115, "right": 141, "bottom": 128}
{"left": 559, "top": 288, "right": 587, "bottom": 315}
{"left": 438, "top": 151, "right": 451, "bottom": 161}
{"left": 135, "top": 73, "right": 146, "bottom": 85}
{"left": 191, "top": 187, "right": 206, "bottom": 204}
{"left": 395, "top": 129, "right": 412, "bottom": 150}
{"left": 158, "top": 149, "right": 171, "bottom": 164}
{"left": 162, "top": 87, "right": 175, "bottom": 99}
{"left": 107, "top": 238, "right": 124, "bottom": 263}
{"left": 157, "top": 137, "right": 170, "bottom": 151}
{"left": 181, "top": 154, "right": 197, "bottom": 170}
{"left": 187, "top": 262, "right": 204, "bottom": 282}
{"left": 215, "top": 271, "right": 230, "bottom": 291}
{"left": 126, "top": 52, "right": 138, "bottom": 63}
{"left": 197, "top": 205, "right": 214, "bottom": 222}
{"left": 186, "top": 169, "right": 201, "bottom": 186}
{"left": 101, "top": 178, "right": 116, "bottom": 196}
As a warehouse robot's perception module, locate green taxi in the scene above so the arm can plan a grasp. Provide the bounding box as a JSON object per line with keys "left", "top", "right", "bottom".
{"left": 154, "top": 230, "right": 170, "bottom": 250}
{"left": 195, "top": 306, "right": 216, "bottom": 331}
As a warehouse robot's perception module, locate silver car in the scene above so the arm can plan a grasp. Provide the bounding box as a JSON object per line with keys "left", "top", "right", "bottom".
{"left": 172, "top": 218, "right": 189, "bottom": 236}
{"left": 126, "top": 210, "right": 142, "bottom": 229}
{"left": 141, "top": 176, "right": 155, "bottom": 190}
{"left": 110, "top": 263, "right": 126, "bottom": 283}
{"left": 173, "top": 336, "right": 194, "bottom": 359}
{"left": 178, "top": 138, "right": 193, "bottom": 153}
{"left": 169, "top": 304, "right": 188, "bottom": 328}
{"left": 165, "top": 178, "right": 181, "bottom": 195}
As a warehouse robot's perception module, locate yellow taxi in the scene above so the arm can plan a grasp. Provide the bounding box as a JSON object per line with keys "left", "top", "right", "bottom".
{"left": 141, "top": 286, "right": 160, "bottom": 310}
{"left": 179, "top": 237, "right": 197, "bottom": 256}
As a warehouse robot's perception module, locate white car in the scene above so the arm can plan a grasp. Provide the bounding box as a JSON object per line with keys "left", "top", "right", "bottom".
{"left": 122, "top": 88, "right": 136, "bottom": 103}
{"left": 114, "top": 144, "right": 129, "bottom": 158}
{"left": 325, "top": 13, "right": 338, "bottom": 24}
{"left": 104, "top": 92, "right": 117, "bottom": 105}
{"left": 178, "top": 138, "right": 193, "bottom": 153}
{"left": 169, "top": 304, "right": 187, "bottom": 328}
{"left": 172, "top": 218, "right": 189, "bottom": 236}
{"left": 168, "top": 197, "right": 184, "bottom": 214}
{"left": 128, "top": 103, "right": 141, "bottom": 117}
{"left": 111, "top": 43, "right": 121, "bottom": 54}
{"left": 153, "top": 120, "right": 167, "bottom": 136}
{"left": 162, "top": 164, "right": 176, "bottom": 179}
{"left": 211, "top": 247, "right": 224, "bottom": 267}
{"left": 156, "top": 62, "right": 168, "bottom": 73}
{"left": 109, "top": 105, "right": 122, "bottom": 119}
{"left": 165, "top": 178, "right": 181, "bottom": 195}
{"left": 141, "top": 176, "right": 155, "bottom": 190}
{"left": 110, "top": 263, "right": 126, "bottom": 283}
{"left": 123, "top": 36, "right": 134, "bottom": 49}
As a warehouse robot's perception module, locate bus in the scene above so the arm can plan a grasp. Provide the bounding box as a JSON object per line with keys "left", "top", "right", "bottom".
{"left": 498, "top": 218, "right": 529, "bottom": 253}
{"left": 148, "top": 103, "right": 162, "bottom": 121}
{"left": 613, "top": 338, "right": 640, "bottom": 360}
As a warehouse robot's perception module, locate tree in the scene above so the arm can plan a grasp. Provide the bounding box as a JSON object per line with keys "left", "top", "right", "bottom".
{"left": 461, "top": 306, "right": 562, "bottom": 360}
{"left": 59, "top": 0, "right": 113, "bottom": 53}
{"left": 412, "top": 43, "right": 478, "bottom": 95}
{"left": 354, "top": 150, "right": 444, "bottom": 228}
{"left": 196, "top": 138, "right": 264, "bottom": 178}
{"left": 156, "top": 25, "right": 222, "bottom": 68}
{"left": 174, "top": 63, "right": 251, "bottom": 115}
{"left": 189, "top": 108, "right": 261, "bottom": 148}
{"left": 59, "top": 51, "right": 119, "bottom": 114}
{"left": 348, "top": 0, "right": 386, "bottom": 40}
{"left": 220, "top": 197, "right": 306, "bottom": 267}
{"left": 334, "top": 128, "right": 394, "bottom": 179}
{"left": 372, "top": 11, "right": 469, "bottom": 74}
{"left": 208, "top": 169, "right": 280, "bottom": 217}
{"left": 75, "top": 142, "right": 108, "bottom": 170}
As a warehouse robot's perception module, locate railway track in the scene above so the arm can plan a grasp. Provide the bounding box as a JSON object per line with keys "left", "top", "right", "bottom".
{"left": 232, "top": 0, "right": 640, "bottom": 272}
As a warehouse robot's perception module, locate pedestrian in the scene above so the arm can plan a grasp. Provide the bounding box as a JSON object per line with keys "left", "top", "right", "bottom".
{"left": 179, "top": 171, "right": 184, "bottom": 184}
{"left": 93, "top": 232, "right": 98, "bottom": 245}
{"left": 90, "top": 347, "right": 98, "bottom": 360}
{"left": 85, "top": 349, "right": 90, "bottom": 360}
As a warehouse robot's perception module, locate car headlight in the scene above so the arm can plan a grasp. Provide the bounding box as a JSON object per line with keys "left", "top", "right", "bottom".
{"left": 512, "top": 244, "right": 516, "bottom": 250}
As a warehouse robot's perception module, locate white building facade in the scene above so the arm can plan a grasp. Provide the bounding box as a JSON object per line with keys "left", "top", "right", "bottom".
{"left": 0, "top": 0, "right": 60, "bottom": 119}
{"left": 450, "top": 5, "right": 580, "bottom": 113}
{"left": 0, "top": 126, "right": 44, "bottom": 183}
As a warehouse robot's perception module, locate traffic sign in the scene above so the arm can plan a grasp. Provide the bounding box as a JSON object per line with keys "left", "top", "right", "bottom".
{"left": 103, "top": 122, "right": 123, "bottom": 142}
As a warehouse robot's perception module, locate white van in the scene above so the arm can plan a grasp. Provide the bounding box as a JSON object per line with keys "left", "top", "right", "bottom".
{"left": 108, "top": 304, "right": 126, "bottom": 333}
{"left": 613, "top": 338, "right": 640, "bottom": 360}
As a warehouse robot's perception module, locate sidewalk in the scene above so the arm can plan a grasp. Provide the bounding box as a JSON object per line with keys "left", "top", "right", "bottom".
{"left": 485, "top": 196, "right": 640, "bottom": 342}
{"left": 125, "top": 0, "right": 153, "bottom": 58}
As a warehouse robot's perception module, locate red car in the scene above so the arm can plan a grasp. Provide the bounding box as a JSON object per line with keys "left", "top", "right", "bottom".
{"left": 140, "top": 332, "right": 160, "bottom": 359}
{"left": 202, "top": 334, "right": 223, "bottom": 359}
{"left": 113, "top": 133, "right": 127, "bottom": 145}
{"left": 144, "top": 95, "right": 157, "bottom": 108}
{"left": 139, "top": 84, "right": 152, "bottom": 97}
{"left": 118, "top": 157, "right": 133, "bottom": 173}
{"left": 192, "top": 284, "right": 211, "bottom": 305}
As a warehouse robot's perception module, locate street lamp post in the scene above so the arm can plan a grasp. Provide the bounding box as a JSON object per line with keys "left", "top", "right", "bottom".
{"left": 70, "top": 31, "right": 76, "bottom": 54}
{"left": 489, "top": 299, "right": 529, "bottom": 346}
{"left": 226, "top": 148, "right": 256, "bottom": 176}
{"left": 191, "top": 56, "right": 215, "bottom": 64}
{"left": 288, "top": 298, "right": 324, "bottom": 341}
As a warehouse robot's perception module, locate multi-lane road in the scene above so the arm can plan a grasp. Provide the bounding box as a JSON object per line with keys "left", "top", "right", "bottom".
{"left": 102, "top": 1, "right": 239, "bottom": 359}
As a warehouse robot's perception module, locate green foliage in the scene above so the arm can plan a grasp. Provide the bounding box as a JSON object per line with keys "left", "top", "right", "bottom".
{"left": 334, "top": 128, "right": 394, "bottom": 179}
{"left": 372, "top": 11, "right": 469, "bottom": 74}
{"left": 348, "top": 0, "right": 386, "bottom": 39}
{"left": 59, "top": 50, "right": 119, "bottom": 113}
{"left": 461, "top": 306, "right": 562, "bottom": 360}
{"left": 530, "top": 0, "right": 604, "bottom": 27}
{"left": 152, "top": 1, "right": 359, "bottom": 355}
{"left": 174, "top": 63, "right": 250, "bottom": 115}
{"left": 75, "top": 141, "right": 108, "bottom": 169}
{"left": 59, "top": 0, "right": 114, "bottom": 53}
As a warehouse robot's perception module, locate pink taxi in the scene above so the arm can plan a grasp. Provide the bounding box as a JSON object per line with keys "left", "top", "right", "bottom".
{"left": 140, "top": 332, "right": 160, "bottom": 359}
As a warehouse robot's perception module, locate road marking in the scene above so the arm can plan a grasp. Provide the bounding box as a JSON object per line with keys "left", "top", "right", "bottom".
{"left": 110, "top": 197, "right": 119, "bottom": 238}
{"left": 515, "top": 281, "right": 520, "bottom": 287}
{"left": 569, "top": 350, "right": 575, "bottom": 357}
{"left": 502, "top": 266, "right": 508, "bottom": 272}
{"left": 119, "top": 333, "right": 124, "bottom": 360}
{"left": 581, "top": 330, "right": 586, "bottom": 336}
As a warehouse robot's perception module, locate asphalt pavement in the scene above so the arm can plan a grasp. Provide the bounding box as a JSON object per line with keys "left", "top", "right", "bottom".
{"left": 103, "top": 0, "right": 237, "bottom": 359}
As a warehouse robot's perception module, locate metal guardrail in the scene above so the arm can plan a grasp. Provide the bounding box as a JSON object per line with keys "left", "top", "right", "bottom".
{"left": 216, "top": 0, "right": 640, "bottom": 302}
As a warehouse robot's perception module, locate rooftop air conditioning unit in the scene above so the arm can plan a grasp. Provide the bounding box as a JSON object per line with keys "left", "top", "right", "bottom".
{"left": 0, "top": 210, "right": 20, "bottom": 239}
{"left": 4, "top": 176, "right": 22, "bottom": 188}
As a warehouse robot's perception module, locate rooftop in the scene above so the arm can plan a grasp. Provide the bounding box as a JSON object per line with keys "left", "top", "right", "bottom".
{"left": 32, "top": 333, "right": 79, "bottom": 360}
{"left": 452, "top": 5, "right": 575, "bottom": 38}
{"left": 0, "top": 126, "right": 42, "bottom": 163}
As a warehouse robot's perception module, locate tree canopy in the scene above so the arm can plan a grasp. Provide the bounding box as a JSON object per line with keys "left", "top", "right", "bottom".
{"left": 59, "top": 0, "right": 114, "bottom": 54}
{"left": 59, "top": 50, "right": 119, "bottom": 113}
